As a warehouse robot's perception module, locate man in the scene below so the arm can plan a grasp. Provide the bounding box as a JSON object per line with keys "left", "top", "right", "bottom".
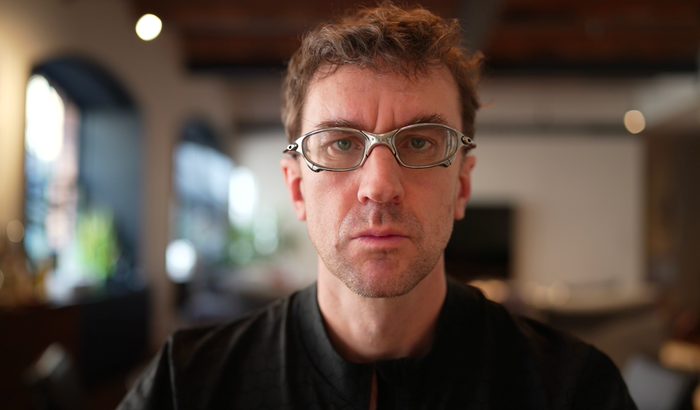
{"left": 119, "top": 4, "right": 637, "bottom": 409}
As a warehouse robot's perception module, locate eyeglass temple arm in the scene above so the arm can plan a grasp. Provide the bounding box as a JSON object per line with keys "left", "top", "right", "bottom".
{"left": 284, "top": 143, "right": 299, "bottom": 153}
{"left": 283, "top": 143, "right": 326, "bottom": 172}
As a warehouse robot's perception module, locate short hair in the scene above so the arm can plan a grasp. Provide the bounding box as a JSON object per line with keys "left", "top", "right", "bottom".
{"left": 281, "top": 2, "right": 482, "bottom": 143}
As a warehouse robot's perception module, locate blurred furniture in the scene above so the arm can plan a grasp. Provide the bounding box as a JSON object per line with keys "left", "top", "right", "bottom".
{"left": 530, "top": 284, "right": 665, "bottom": 368}
{"left": 24, "top": 343, "right": 87, "bottom": 410}
{"left": 660, "top": 340, "right": 700, "bottom": 410}
{"left": 0, "top": 289, "right": 149, "bottom": 410}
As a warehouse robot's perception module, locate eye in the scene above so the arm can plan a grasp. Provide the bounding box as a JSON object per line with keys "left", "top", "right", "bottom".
{"left": 410, "top": 138, "right": 427, "bottom": 150}
{"left": 335, "top": 139, "right": 353, "bottom": 151}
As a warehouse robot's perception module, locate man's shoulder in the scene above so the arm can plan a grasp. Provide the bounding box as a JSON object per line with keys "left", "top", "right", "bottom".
{"left": 173, "top": 296, "right": 288, "bottom": 345}
{"left": 117, "top": 288, "right": 313, "bottom": 410}
{"left": 447, "top": 279, "right": 588, "bottom": 350}
{"left": 446, "top": 279, "right": 636, "bottom": 409}
{"left": 168, "top": 286, "right": 309, "bottom": 367}
{"left": 449, "top": 280, "right": 597, "bottom": 363}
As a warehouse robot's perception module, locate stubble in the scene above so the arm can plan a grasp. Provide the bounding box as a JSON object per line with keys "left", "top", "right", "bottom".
{"left": 318, "top": 202, "right": 449, "bottom": 298}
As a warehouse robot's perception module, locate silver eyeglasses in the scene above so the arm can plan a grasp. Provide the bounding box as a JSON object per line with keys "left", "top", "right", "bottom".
{"left": 283, "top": 123, "right": 476, "bottom": 172}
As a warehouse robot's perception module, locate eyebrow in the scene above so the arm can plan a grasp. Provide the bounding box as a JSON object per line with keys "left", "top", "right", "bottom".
{"left": 410, "top": 113, "right": 450, "bottom": 126}
{"left": 314, "top": 113, "right": 451, "bottom": 131}
{"left": 315, "top": 119, "right": 360, "bottom": 129}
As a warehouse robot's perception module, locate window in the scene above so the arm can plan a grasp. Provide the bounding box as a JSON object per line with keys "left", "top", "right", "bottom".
{"left": 24, "top": 58, "right": 142, "bottom": 301}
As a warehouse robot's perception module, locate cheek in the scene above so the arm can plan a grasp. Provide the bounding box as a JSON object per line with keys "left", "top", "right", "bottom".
{"left": 303, "top": 174, "right": 356, "bottom": 229}
{"left": 407, "top": 171, "right": 459, "bottom": 232}
{"left": 408, "top": 169, "right": 458, "bottom": 207}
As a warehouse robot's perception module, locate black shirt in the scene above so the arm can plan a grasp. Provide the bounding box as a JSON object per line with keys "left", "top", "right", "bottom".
{"left": 118, "top": 280, "right": 637, "bottom": 409}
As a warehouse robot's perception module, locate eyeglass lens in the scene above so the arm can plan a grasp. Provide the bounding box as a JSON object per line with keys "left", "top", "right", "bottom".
{"left": 302, "top": 125, "right": 458, "bottom": 169}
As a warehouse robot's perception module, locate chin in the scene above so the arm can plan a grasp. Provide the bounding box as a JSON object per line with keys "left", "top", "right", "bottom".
{"left": 322, "top": 246, "right": 444, "bottom": 299}
{"left": 339, "top": 267, "right": 430, "bottom": 299}
{"left": 349, "top": 285, "right": 415, "bottom": 299}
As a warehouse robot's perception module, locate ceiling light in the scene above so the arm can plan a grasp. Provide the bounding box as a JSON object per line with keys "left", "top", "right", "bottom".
{"left": 135, "top": 14, "right": 162, "bottom": 41}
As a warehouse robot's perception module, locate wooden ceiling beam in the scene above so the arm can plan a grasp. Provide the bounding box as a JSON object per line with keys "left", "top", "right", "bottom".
{"left": 487, "top": 30, "right": 699, "bottom": 63}
{"left": 128, "top": 0, "right": 700, "bottom": 73}
{"left": 132, "top": 0, "right": 460, "bottom": 24}
{"left": 183, "top": 34, "right": 301, "bottom": 67}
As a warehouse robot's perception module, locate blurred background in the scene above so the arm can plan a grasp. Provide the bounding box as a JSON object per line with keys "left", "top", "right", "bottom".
{"left": 0, "top": 0, "right": 699, "bottom": 409}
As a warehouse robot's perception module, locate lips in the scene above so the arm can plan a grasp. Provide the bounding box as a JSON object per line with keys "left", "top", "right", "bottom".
{"left": 353, "top": 228, "right": 406, "bottom": 239}
{"left": 338, "top": 203, "right": 420, "bottom": 247}
{"left": 351, "top": 228, "right": 409, "bottom": 248}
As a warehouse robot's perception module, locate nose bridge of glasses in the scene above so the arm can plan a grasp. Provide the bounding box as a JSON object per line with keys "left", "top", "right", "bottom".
{"left": 362, "top": 130, "right": 398, "bottom": 158}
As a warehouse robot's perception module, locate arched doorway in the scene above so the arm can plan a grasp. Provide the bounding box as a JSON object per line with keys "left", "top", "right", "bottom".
{"left": 24, "top": 57, "right": 143, "bottom": 295}
{"left": 22, "top": 56, "right": 148, "bottom": 387}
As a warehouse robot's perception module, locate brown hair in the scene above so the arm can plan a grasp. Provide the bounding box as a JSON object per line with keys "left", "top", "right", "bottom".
{"left": 281, "top": 2, "right": 482, "bottom": 142}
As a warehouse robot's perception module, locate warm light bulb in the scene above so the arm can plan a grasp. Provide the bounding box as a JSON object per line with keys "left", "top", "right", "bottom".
{"left": 624, "top": 110, "right": 645, "bottom": 134}
{"left": 7, "top": 220, "right": 25, "bottom": 243}
{"left": 135, "top": 14, "right": 162, "bottom": 41}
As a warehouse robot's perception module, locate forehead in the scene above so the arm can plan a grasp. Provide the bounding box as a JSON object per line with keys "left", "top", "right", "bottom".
{"left": 301, "top": 65, "right": 461, "bottom": 134}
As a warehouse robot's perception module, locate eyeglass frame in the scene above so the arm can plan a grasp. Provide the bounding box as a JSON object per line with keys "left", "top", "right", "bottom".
{"left": 283, "top": 123, "right": 477, "bottom": 172}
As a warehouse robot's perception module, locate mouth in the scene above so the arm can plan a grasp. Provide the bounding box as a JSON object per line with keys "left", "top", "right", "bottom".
{"left": 352, "top": 229, "right": 409, "bottom": 246}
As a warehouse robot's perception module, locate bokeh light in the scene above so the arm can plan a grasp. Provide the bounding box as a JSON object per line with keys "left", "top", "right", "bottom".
{"left": 546, "top": 281, "right": 571, "bottom": 305}
{"left": 25, "top": 75, "right": 65, "bottom": 162}
{"left": 135, "top": 14, "right": 162, "bottom": 41}
{"left": 228, "top": 167, "right": 257, "bottom": 227}
{"left": 469, "top": 279, "right": 510, "bottom": 303}
{"left": 624, "top": 110, "right": 645, "bottom": 134}
{"left": 166, "top": 239, "right": 197, "bottom": 283}
{"left": 523, "top": 281, "right": 571, "bottom": 308}
{"left": 7, "top": 220, "right": 25, "bottom": 243}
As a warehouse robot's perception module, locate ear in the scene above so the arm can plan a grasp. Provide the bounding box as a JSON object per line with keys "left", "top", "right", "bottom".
{"left": 281, "top": 157, "right": 306, "bottom": 221}
{"left": 453, "top": 155, "right": 476, "bottom": 220}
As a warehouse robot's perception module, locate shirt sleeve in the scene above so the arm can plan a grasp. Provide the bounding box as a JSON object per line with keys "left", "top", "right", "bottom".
{"left": 116, "top": 340, "right": 176, "bottom": 410}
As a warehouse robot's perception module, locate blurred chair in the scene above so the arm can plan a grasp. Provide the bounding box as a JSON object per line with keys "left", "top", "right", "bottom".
{"left": 23, "top": 343, "right": 87, "bottom": 410}
{"left": 623, "top": 354, "right": 698, "bottom": 410}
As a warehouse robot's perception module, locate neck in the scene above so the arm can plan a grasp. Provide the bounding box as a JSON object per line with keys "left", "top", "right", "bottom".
{"left": 316, "top": 256, "right": 447, "bottom": 363}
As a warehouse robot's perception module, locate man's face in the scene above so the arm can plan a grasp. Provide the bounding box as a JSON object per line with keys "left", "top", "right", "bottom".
{"left": 282, "top": 65, "right": 475, "bottom": 298}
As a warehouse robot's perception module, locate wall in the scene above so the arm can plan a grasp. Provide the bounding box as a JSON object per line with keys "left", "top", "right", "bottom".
{"left": 472, "top": 133, "right": 644, "bottom": 289}
{"left": 0, "top": 0, "right": 234, "bottom": 348}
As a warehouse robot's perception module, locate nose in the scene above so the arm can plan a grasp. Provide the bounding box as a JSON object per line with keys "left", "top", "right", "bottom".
{"left": 356, "top": 145, "right": 405, "bottom": 204}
